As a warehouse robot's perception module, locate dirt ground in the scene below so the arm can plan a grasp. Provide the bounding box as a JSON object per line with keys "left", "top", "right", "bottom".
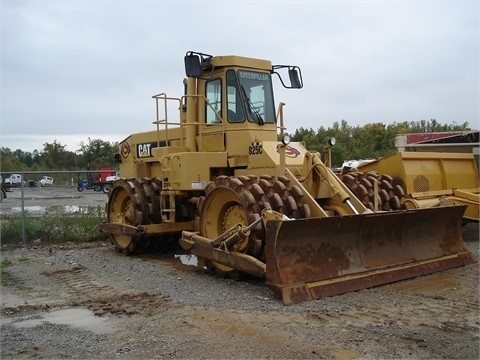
{"left": 1, "top": 223, "right": 479, "bottom": 359}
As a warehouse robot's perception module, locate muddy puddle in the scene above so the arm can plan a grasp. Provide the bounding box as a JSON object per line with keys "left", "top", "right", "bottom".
{"left": 6, "top": 307, "right": 113, "bottom": 334}
{"left": 140, "top": 252, "right": 201, "bottom": 271}
{"left": 6, "top": 205, "right": 99, "bottom": 215}
{"left": 174, "top": 254, "right": 198, "bottom": 266}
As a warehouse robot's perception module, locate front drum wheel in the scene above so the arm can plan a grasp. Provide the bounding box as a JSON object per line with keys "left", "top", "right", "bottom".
{"left": 197, "top": 177, "right": 266, "bottom": 274}
{"left": 198, "top": 187, "right": 248, "bottom": 274}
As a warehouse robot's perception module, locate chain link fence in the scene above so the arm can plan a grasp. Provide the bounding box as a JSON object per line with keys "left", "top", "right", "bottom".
{"left": 1, "top": 171, "right": 116, "bottom": 246}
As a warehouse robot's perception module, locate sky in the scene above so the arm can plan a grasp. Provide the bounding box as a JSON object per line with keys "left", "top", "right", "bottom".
{"left": 1, "top": 0, "right": 479, "bottom": 153}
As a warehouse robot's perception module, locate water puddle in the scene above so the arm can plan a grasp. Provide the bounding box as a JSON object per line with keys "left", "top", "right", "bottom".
{"left": 50, "top": 205, "right": 101, "bottom": 214}
{"left": 12, "top": 307, "right": 112, "bottom": 334}
{"left": 174, "top": 254, "right": 198, "bottom": 266}
{"left": 8, "top": 205, "right": 99, "bottom": 215}
{"left": 139, "top": 252, "right": 205, "bottom": 271}
{"left": 11, "top": 206, "right": 45, "bottom": 214}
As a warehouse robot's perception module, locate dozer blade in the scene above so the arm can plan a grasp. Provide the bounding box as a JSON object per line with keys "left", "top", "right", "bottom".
{"left": 264, "top": 205, "right": 476, "bottom": 305}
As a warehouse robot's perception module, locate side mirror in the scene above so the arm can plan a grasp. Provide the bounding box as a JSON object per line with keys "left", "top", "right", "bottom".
{"left": 288, "top": 67, "right": 303, "bottom": 89}
{"left": 272, "top": 65, "right": 303, "bottom": 89}
{"left": 184, "top": 54, "right": 202, "bottom": 78}
{"left": 184, "top": 51, "right": 213, "bottom": 78}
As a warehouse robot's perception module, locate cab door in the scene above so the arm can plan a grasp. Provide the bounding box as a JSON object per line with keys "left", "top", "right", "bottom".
{"left": 197, "top": 77, "right": 225, "bottom": 152}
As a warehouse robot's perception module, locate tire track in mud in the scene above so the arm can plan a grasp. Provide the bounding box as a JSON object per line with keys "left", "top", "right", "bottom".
{"left": 304, "top": 265, "right": 479, "bottom": 331}
{"left": 315, "top": 299, "right": 477, "bottom": 328}
{"left": 44, "top": 267, "right": 173, "bottom": 317}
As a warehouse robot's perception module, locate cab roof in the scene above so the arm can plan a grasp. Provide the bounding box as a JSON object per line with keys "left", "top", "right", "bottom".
{"left": 211, "top": 55, "right": 272, "bottom": 71}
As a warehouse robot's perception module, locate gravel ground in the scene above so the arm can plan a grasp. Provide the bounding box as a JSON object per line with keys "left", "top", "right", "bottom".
{"left": 1, "top": 223, "right": 479, "bottom": 359}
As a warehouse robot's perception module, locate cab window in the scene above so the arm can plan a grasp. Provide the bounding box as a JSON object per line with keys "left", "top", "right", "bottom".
{"left": 226, "top": 70, "right": 245, "bottom": 122}
{"left": 205, "top": 79, "right": 222, "bottom": 124}
{"left": 237, "top": 70, "right": 275, "bottom": 124}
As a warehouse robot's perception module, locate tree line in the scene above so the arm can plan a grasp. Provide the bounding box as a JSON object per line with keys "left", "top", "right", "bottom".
{"left": 290, "top": 119, "right": 471, "bottom": 167}
{"left": 0, "top": 119, "right": 472, "bottom": 172}
{"left": 0, "top": 138, "right": 119, "bottom": 172}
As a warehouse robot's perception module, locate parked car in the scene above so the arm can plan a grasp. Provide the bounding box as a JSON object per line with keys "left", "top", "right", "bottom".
{"left": 4, "top": 173, "right": 23, "bottom": 186}
{"left": 26, "top": 180, "right": 37, "bottom": 187}
{"left": 38, "top": 176, "right": 53, "bottom": 187}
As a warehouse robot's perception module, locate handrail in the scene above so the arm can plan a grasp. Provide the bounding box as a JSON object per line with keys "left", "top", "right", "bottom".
{"left": 151, "top": 92, "right": 226, "bottom": 152}
{"left": 183, "top": 94, "right": 225, "bottom": 152}
{"left": 276, "top": 102, "right": 286, "bottom": 138}
{"left": 152, "top": 93, "right": 183, "bottom": 148}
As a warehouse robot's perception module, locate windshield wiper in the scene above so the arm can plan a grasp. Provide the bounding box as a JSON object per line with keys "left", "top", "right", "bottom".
{"left": 241, "top": 85, "right": 264, "bottom": 125}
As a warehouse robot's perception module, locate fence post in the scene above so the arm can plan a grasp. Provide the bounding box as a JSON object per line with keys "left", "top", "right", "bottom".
{"left": 21, "top": 172, "right": 26, "bottom": 246}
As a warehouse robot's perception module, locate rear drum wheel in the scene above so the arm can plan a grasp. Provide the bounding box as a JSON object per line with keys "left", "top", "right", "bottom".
{"left": 106, "top": 179, "right": 148, "bottom": 254}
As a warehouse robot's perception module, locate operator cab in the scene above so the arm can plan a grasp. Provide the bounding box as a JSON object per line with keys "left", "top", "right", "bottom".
{"left": 184, "top": 51, "right": 303, "bottom": 126}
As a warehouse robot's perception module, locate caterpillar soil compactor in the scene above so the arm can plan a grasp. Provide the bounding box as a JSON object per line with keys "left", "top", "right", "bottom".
{"left": 100, "top": 51, "right": 476, "bottom": 305}
{"left": 340, "top": 151, "right": 479, "bottom": 223}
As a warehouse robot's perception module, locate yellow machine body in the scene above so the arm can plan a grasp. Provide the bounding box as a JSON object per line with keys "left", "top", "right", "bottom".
{"left": 101, "top": 51, "right": 476, "bottom": 305}
{"left": 356, "top": 151, "right": 479, "bottom": 222}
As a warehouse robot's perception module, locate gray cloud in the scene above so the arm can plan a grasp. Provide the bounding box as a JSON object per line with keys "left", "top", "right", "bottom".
{"left": 2, "top": 0, "right": 478, "bottom": 152}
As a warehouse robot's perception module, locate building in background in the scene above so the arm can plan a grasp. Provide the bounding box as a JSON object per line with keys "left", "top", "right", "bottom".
{"left": 395, "top": 131, "right": 479, "bottom": 170}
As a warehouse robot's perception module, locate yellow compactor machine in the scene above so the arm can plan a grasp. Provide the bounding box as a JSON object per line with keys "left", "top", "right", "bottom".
{"left": 344, "top": 152, "right": 479, "bottom": 223}
{"left": 100, "top": 51, "right": 476, "bottom": 305}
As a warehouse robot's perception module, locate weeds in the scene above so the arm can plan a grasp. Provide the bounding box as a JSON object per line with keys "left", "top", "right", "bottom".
{"left": 1, "top": 258, "right": 12, "bottom": 268}
{"left": 0, "top": 258, "right": 12, "bottom": 284}
{"left": 1, "top": 209, "right": 109, "bottom": 245}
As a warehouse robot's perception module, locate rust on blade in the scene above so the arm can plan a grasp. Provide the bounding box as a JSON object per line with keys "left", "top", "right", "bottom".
{"left": 265, "top": 205, "right": 476, "bottom": 305}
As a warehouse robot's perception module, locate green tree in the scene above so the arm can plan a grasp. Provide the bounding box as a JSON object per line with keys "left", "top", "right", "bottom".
{"left": 40, "top": 140, "right": 69, "bottom": 169}
{"left": 0, "top": 147, "right": 24, "bottom": 172}
{"left": 288, "top": 119, "right": 472, "bottom": 168}
{"left": 77, "top": 138, "right": 119, "bottom": 169}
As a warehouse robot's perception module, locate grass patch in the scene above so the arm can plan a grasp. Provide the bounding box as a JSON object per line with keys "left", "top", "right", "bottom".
{"left": 0, "top": 258, "right": 12, "bottom": 284}
{"left": 1, "top": 258, "right": 12, "bottom": 268}
{"left": 1, "top": 212, "right": 109, "bottom": 245}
